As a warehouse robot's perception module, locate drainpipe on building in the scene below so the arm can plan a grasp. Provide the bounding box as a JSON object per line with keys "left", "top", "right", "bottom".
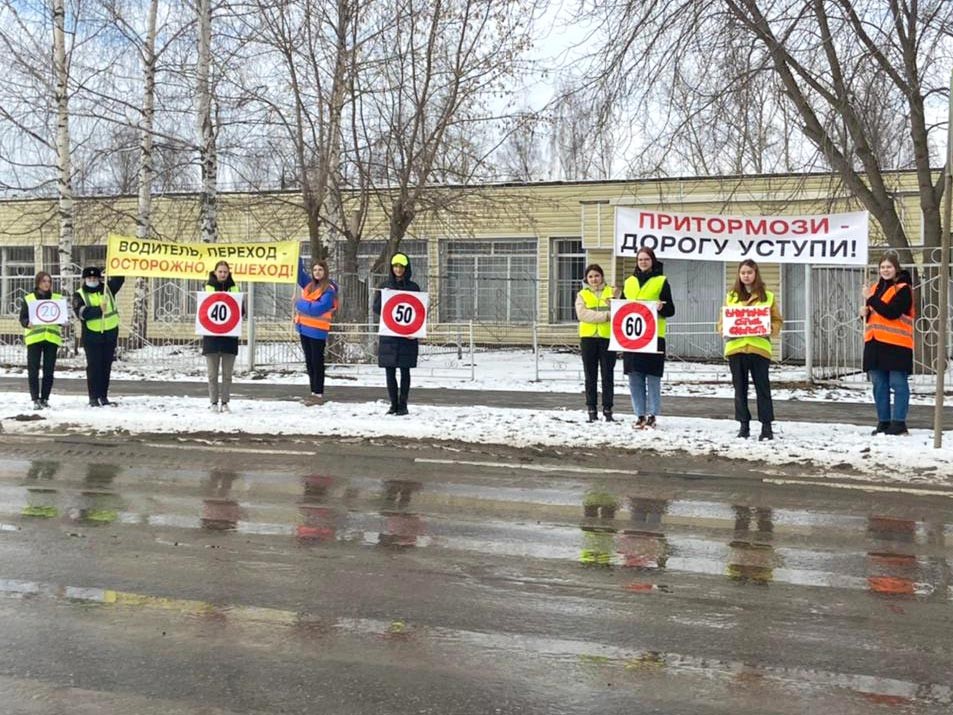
{"left": 934, "top": 68, "right": 953, "bottom": 449}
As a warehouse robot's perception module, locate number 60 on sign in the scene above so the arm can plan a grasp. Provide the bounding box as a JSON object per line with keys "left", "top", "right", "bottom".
{"left": 608, "top": 300, "right": 659, "bottom": 353}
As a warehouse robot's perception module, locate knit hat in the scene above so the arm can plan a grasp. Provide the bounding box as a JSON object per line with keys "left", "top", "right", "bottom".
{"left": 390, "top": 253, "right": 409, "bottom": 267}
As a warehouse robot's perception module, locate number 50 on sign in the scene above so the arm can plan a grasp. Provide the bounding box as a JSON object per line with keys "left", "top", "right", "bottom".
{"left": 609, "top": 300, "right": 659, "bottom": 353}
{"left": 379, "top": 289, "right": 429, "bottom": 338}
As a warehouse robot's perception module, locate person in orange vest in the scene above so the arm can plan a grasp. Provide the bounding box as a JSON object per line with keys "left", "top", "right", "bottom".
{"left": 294, "top": 259, "right": 339, "bottom": 405}
{"left": 861, "top": 252, "right": 914, "bottom": 435}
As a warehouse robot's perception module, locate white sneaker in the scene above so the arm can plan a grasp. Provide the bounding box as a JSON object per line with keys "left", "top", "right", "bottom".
{"left": 220, "top": 403, "right": 231, "bottom": 413}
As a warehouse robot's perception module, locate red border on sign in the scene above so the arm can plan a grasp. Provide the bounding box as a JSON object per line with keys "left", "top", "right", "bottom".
{"left": 611, "top": 302, "right": 657, "bottom": 351}
{"left": 36, "top": 301, "right": 62, "bottom": 324}
{"left": 198, "top": 293, "right": 241, "bottom": 335}
{"left": 382, "top": 293, "right": 426, "bottom": 336}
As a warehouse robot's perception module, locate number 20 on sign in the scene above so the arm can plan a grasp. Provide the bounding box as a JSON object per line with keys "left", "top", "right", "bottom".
{"left": 609, "top": 300, "right": 659, "bottom": 353}
{"left": 379, "top": 289, "right": 429, "bottom": 338}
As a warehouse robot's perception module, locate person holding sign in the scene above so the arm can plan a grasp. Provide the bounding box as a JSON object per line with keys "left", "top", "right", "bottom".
{"left": 72, "top": 267, "right": 125, "bottom": 407}
{"left": 19, "top": 271, "right": 63, "bottom": 410}
{"left": 372, "top": 253, "right": 420, "bottom": 416}
{"left": 860, "top": 252, "right": 914, "bottom": 436}
{"left": 622, "top": 248, "right": 675, "bottom": 429}
{"left": 203, "top": 261, "right": 244, "bottom": 413}
{"left": 294, "top": 259, "right": 339, "bottom": 405}
{"left": 575, "top": 264, "right": 619, "bottom": 422}
{"left": 718, "top": 260, "right": 783, "bottom": 440}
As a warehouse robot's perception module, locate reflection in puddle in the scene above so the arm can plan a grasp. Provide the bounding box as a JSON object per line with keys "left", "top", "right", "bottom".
{"left": 201, "top": 469, "right": 240, "bottom": 531}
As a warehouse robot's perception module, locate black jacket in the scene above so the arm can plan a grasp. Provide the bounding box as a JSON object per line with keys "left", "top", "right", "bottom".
{"left": 72, "top": 276, "right": 125, "bottom": 344}
{"left": 862, "top": 270, "right": 914, "bottom": 374}
{"left": 202, "top": 272, "right": 241, "bottom": 356}
{"left": 372, "top": 260, "right": 421, "bottom": 369}
{"left": 19, "top": 288, "right": 54, "bottom": 328}
{"left": 622, "top": 262, "right": 675, "bottom": 378}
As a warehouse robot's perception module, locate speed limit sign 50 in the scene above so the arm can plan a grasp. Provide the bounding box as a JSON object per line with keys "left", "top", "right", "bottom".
{"left": 195, "top": 292, "right": 243, "bottom": 337}
{"left": 609, "top": 300, "right": 659, "bottom": 353}
{"left": 379, "top": 289, "right": 429, "bottom": 338}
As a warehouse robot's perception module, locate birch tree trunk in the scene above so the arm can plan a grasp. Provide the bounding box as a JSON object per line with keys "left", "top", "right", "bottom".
{"left": 197, "top": 0, "right": 217, "bottom": 243}
{"left": 129, "top": 0, "right": 159, "bottom": 350}
{"left": 52, "top": 0, "right": 76, "bottom": 353}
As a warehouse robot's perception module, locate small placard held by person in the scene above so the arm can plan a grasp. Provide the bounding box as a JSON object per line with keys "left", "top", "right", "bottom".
{"left": 721, "top": 305, "right": 772, "bottom": 338}
{"left": 28, "top": 298, "right": 70, "bottom": 325}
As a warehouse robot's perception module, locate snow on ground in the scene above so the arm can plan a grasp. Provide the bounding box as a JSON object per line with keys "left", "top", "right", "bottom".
{"left": 2, "top": 391, "right": 951, "bottom": 485}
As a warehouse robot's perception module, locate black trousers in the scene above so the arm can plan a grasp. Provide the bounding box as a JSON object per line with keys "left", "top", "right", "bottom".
{"left": 580, "top": 337, "right": 616, "bottom": 410}
{"left": 300, "top": 334, "right": 326, "bottom": 394}
{"left": 385, "top": 367, "right": 411, "bottom": 407}
{"left": 728, "top": 353, "right": 774, "bottom": 424}
{"left": 27, "top": 341, "right": 58, "bottom": 401}
{"left": 84, "top": 331, "right": 118, "bottom": 402}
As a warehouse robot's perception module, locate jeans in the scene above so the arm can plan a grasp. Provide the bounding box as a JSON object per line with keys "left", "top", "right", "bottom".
{"left": 628, "top": 372, "right": 661, "bottom": 417}
{"left": 206, "top": 353, "right": 236, "bottom": 404}
{"left": 580, "top": 337, "right": 616, "bottom": 409}
{"left": 869, "top": 369, "right": 910, "bottom": 422}
{"left": 728, "top": 353, "right": 774, "bottom": 423}
{"left": 27, "top": 341, "right": 58, "bottom": 401}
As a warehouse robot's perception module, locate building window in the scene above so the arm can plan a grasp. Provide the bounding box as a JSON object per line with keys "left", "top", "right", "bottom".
{"left": 1, "top": 246, "right": 35, "bottom": 316}
{"left": 334, "top": 239, "right": 429, "bottom": 285}
{"left": 43, "top": 245, "right": 106, "bottom": 276}
{"left": 440, "top": 239, "right": 537, "bottom": 323}
{"left": 550, "top": 238, "right": 585, "bottom": 323}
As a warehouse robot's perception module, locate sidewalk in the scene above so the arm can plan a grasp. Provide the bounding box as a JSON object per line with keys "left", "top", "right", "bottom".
{"left": 1, "top": 376, "right": 949, "bottom": 429}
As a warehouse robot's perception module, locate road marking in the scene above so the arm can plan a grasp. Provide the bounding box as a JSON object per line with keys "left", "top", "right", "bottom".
{"left": 145, "top": 443, "right": 315, "bottom": 456}
{"left": 415, "top": 458, "right": 635, "bottom": 475}
{"left": 764, "top": 477, "right": 953, "bottom": 498}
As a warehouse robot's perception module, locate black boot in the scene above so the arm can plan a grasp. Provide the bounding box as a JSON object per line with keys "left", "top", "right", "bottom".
{"left": 759, "top": 422, "right": 774, "bottom": 441}
{"left": 587, "top": 410, "right": 598, "bottom": 423}
{"left": 871, "top": 421, "right": 889, "bottom": 435}
{"left": 737, "top": 422, "right": 750, "bottom": 439}
{"left": 396, "top": 400, "right": 409, "bottom": 416}
{"left": 603, "top": 409, "right": 615, "bottom": 422}
{"left": 885, "top": 420, "right": 908, "bottom": 435}
{"left": 386, "top": 401, "right": 398, "bottom": 415}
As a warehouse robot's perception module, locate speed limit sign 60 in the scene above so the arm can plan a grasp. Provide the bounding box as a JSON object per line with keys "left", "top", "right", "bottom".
{"left": 609, "top": 300, "right": 659, "bottom": 353}
{"left": 195, "top": 292, "right": 243, "bottom": 337}
{"left": 379, "top": 289, "right": 429, "bottom": 338}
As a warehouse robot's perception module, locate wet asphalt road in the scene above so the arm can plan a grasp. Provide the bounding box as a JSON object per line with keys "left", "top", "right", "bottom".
{"left": 0, "top": 433, "right": 951, "bottom": 714}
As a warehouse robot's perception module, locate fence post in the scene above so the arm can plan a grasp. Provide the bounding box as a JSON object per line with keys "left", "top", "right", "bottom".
{"left": 533, "top": 321, "right": 539, "bottom": 382}
{"left": 469, "top": 320, "right": 475, "bottom": 381}
{"left": 804, "top": 264, "right": 813, "bottom": 383}
{"left": 246, "top": 282, "right": 256, "bottom": 372}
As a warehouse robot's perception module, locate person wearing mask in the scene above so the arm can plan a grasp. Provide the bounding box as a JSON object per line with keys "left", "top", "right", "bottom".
{"left": 623, "top": 247, "right": 675, "bottom": 429}
{"left": 718, "top": 259, "right": 783, "bottom": 440}
{"left": 20, "top": 271, "right": 62, "bottom": 410}
{"left": 204, "top": 260, "right": 243, "bottom": 413}
{"left": 372, "top": 253, "right": 420, "bottom": 416}
{"left": 861, "top": 252, "right": 915, "bottom": 436}
{"left": 574, "top": 263, "right": 618, "bottom": 422}
{"left": 294, "top": 259, "right": 338, "bottom": 405}
{"left": 72, "top": 267, "right": 125, "bottom": 407}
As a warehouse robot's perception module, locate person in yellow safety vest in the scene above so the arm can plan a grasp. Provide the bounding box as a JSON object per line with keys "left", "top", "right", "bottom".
{"left": 860, "top": 252, "right": 915, "bottom": 436}
{"left": 19, "top": 271, "right": 62, "bottom": 410}
{"left": 717, "top": 259, "right": 783, "bottom": 441}
{"left": 204, "top": 260, "right": 244, "bottom": 413}
{"left": 575, "top": 263, "right": 619, "bottom": 422}
{"left": 294, "top": 259, "right": 339, "bottom": 405}
{"left": 72, "top": 266, "right": 125, "bottom": 407}
{"left": 622, "top": 247, "right": 676, "bottom": 430}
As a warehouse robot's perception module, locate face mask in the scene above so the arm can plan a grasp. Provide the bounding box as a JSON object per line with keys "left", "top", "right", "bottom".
{"left": 85, "top": 279, "right": 100, "bottom": 288}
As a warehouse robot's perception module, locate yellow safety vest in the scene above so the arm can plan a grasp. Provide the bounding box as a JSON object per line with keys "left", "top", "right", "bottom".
{"left": 578, "top": 285, "right": 615, "bottom": 338}
{"left": 724, "top": 290, "right": 774, "bottom": 358}
{"left": 23, "top": 292, "right": 64, "bottom": 347}
{"left": 205, "top": 283, "right": 240, "bottom": 294}
{"left": 622, "top": 274, "right": 668, "bottom": 338}
{"left": 79, "top": 286, "right": 119, "bottom": 333}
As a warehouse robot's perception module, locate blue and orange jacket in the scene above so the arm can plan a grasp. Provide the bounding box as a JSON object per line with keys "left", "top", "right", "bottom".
{"left": 294, "top": 280, "right": 338, "bottom": 340}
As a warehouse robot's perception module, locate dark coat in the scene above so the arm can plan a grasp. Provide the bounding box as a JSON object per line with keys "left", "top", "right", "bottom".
{"left": 19, "top": 288, "right": 53, "bottom": 328}
{"left": 622, "top": 262, "right": 676, "bottom": 378}
{"left": 862, "top": 270, "right": 914, "bottom": 374}
{"left": 72, "top": 276, "right": 125, "bottom": 345}
{"left": 202, "top": 272, "right": 241, "bottom": 356}
{"left": 373, "top": 260, "right": 421, "bottom": 369}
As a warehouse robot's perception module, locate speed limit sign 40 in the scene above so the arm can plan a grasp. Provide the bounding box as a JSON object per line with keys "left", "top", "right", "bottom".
{"left": 379, "top": 289, "right": 429, "bottom": 338}
{"left": 609, "top": 300, "right": 659, "bottom": 353}
{"left": 195, "top": 292, "right": 243, "bottom": 337}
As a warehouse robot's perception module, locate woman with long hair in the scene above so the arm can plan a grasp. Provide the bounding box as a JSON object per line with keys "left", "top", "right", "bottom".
{"left": 19, "top": 271, "right": 62, "bottom": 410}
{"left": 295, "top": 259, "right": 338, "bottom": 405}
{"left": 575, "top": 263, "right": 618, "bottom": 422}
{"left": 204, "top": 260, "right": 242, "bottom": 413}
{"left": 861, "top": 252, "right": 914, "bottom": 435}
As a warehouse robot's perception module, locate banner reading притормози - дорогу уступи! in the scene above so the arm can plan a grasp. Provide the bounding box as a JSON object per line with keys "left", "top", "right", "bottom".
{"left": 615, "top": 207, "right": 868, "bottom": 266}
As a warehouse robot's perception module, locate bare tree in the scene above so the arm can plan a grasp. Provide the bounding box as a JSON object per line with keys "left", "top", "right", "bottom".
{"left": 498, "top": 110, "right": 548, "bottom": 182}
{"left": 196, "top": 0, "right": 217, "bottom": 242}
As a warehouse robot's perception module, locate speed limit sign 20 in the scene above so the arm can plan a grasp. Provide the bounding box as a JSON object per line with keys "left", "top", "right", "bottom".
{"left": 195, "top": 292, "right": 243, "bottom": 337}
{"left": 609, "top": 300, "right": 659, "bottom": 353}
{"left": 379, "top": 289, "right": 429, "bottom": 338}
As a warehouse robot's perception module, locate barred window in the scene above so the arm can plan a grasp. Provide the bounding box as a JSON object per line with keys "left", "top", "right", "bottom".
{"left": 440, "top": 239, "right": 537, "bottom": 323}
{"left": 550, "top": 238, "right": 585, "bottom": 323}
{"left": 43, "top": 245, "right": 106, "bottom": 276}
{"left": 1, "top": 246, "right": 35, "bottom": 316}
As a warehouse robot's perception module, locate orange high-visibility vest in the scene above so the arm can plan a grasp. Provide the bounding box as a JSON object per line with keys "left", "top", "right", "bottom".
{"left": 864, "top": 282, "right": 914, "bottom": 349}
{"left": 294, "top": 283, "right": 336, "bottom": 332}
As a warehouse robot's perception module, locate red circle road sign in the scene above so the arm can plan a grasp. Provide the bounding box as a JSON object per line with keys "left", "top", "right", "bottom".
{"left": 611, "top": 301, "right": 657, "bottom": 351}
{"left": 382, "top": 293, "right": 426, "bottom": 336}
{"left": 198, "top": 293, "right": 241, "bottom": 335}
{"left": 35, "top": 301, "right": 62, "bottom": 324}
